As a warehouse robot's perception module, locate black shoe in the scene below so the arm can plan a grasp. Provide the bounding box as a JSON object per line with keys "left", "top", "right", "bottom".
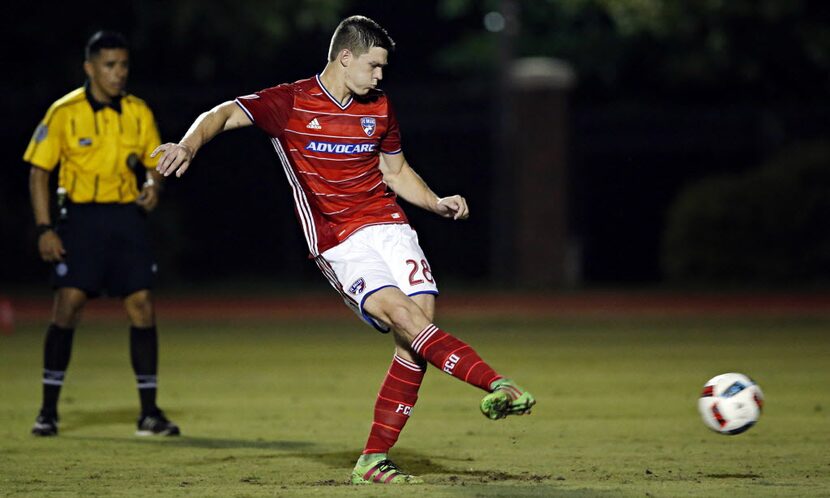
{"left": 32, "top": 414, "right": 58, "bottom": 436}
{"left": 136, "top": 410, "right": 180, "bottom": 436}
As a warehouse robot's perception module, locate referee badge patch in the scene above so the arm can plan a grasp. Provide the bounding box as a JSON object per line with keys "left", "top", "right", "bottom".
{"left": 34, "top": 124, "right": 48, "bottom": 143}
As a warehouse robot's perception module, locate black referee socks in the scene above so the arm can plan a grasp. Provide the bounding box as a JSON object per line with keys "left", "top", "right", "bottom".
{"left": 40, "top": 323, "right": 75, "bottom": 417}
{"left": 129, "top": 325, "right": 159, "bottom": 415}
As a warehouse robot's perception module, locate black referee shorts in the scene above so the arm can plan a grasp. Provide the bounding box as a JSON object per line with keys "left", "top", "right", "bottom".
{"left": 53, "top": 203, "right": 157, "bottom": 298}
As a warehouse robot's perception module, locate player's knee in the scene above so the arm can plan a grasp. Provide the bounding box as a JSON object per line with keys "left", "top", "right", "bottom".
{"left": 53, "top": 288, "right": 87, "bottom": 327}
{"left": 124, "top": 291, "right": 154, "bottom": 326}
{"left": 411, "top": 294, "right": 435, "bottom": 323}
{"left": 386, "top": 305, "right": 412, "bottom": 331}
{"left": 386, "top": 301, "right": 427, "bottom": 340}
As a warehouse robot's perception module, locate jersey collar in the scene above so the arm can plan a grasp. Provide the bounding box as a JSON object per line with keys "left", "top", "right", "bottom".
{"left": 84, "top": 81, "right": 123, "bottom": 114}
{"left": 315, "top": 74, "right": 353, "bottom": 110}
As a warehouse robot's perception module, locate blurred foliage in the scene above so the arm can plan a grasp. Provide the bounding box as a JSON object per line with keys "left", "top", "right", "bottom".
{"left": 661, "top": 140, "right": 830, "bottom": 284}
{"left": 133, "top": 0, "right": 351, "bottom": 84}
{"left": 437, "top": 0, "right": 830, "bottom": 102}
{"left": 5, "top": 1, "right": 830, "bottom": 286}
{"left": 9, "top": 0, "right": 827, "bottom": 100}
{"left": 3, "top": 0, "right": 352, "bottom": 91}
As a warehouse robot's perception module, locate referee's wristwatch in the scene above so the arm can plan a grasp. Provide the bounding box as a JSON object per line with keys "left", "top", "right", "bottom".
{"left": 36, "top": 224, "right": 54, "bottom": 236}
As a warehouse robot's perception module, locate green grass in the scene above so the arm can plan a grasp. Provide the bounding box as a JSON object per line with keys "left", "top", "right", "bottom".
{"left": 1, "top": 314, "right": 829, "bottom": 497}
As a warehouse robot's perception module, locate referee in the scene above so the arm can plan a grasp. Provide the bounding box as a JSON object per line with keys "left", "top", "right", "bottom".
{"left": 23, "top": 31, "right": 179, "bottom": 437}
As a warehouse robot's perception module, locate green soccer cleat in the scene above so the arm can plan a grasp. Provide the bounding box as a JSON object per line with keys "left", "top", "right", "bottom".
{"left": 480, "top": 378, "right": 536, "bottom": 420}
{"left": 350, "top": 453, "right": 423, "bottom": 484}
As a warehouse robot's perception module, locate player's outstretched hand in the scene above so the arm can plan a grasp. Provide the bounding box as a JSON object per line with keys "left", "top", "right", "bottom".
{"left": 152, "top": 143, "right": 194, "bottom": 178}
{"left": 436, "top": 195, "right": 469, "bottom": 220}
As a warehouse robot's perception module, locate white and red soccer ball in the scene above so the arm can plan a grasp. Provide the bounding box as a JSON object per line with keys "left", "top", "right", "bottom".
{"left": 698, "top": 372, "right": 764, "bottom": 435}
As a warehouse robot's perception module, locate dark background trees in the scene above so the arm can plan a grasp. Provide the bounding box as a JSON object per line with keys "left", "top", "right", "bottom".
{"left": 2, "top": 0, "right": 828, "bottom": 288}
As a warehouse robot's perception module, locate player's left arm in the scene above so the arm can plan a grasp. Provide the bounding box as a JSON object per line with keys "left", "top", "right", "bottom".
{"left": 137, "top": 108, "right": 163, "bottom": 211}
{"left": 380, "top": 152, "right": 469, "bottom": 220}
{"left": 136, "top": 169, "right": 163, "bottom": 212}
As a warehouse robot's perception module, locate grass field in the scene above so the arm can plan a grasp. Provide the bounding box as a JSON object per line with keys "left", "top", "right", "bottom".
{"left": 1, "top": 300, "right": 829, "bottom": 497}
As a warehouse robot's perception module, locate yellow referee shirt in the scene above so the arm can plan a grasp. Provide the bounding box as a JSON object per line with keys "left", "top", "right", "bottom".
{"left": 23, "top": 84, "right": 161, "bottom": 203}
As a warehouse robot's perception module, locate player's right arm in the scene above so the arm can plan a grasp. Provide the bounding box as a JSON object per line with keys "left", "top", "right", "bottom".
{"left": 152, "top": 101, "right": 252, "bottom": 178}
{"left": 29, "top": 166, "right": 65, "bottom": 262}
{"left": 24, "top": 104, "right": 66, "bottom": 262}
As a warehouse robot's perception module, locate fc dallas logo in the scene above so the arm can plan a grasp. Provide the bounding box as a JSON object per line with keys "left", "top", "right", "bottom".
{"left": 360, "top": 117, "right": 376, "bottom": 136}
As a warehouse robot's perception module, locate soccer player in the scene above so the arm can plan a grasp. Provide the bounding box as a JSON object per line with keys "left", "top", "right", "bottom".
{"left": 24, "top": 31, "right": 179, "bottom": 437}
{"left": 153, "top": 15, "right": 534, "bottom": 483}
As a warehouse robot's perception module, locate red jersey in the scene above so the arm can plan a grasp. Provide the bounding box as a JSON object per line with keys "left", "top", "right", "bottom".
{"left": 235, "top": 75, "right": 408, "bottom": 256}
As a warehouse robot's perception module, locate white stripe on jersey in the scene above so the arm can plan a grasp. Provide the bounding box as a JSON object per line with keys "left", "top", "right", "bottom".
{"left": 271, "top": 138, "right": 319, "bottom": 255}
{"left": 291, "top": 107, "right": 388, "bottom": 118}
{"left": 284, "top": 129, "right": 374, "bottom": 141}
{"left": 336, "top": 220, "right": 402, "bottom": 238}
{"left": 292, "top": 152, "right": 367, "bottom": 162}
{"left": 234, "top": 99, "right": 255, "bottom": 123}
{"left": 299, "top": 169, "right": 374, "bottom": 184}
{"left": 321, "top": 206, "right": 350, "bottom": 216}
{"left": 312, "top": 191, "right": 362, "bottom": 198}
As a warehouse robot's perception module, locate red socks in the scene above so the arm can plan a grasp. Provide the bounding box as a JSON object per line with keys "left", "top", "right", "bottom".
{"left": 362, "top": 325, "right": 502, "bottom": 455}
{"left": 363, "top": 355, "right": 425, "bottom": 454}
{"left": 411, "top": 324, "right": 502, "bottom": 392}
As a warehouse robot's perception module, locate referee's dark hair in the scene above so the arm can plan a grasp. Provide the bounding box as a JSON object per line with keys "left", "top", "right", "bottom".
{"left": 328, "top": 16, "right": 395, "bottom": 61}
{"left": 85, "top": 31, "right": 129, "bottom": 60}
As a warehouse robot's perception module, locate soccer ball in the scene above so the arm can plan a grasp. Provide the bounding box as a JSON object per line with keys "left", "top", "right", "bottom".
{"left": 698, "top": 372, "right": 764, "bottom": 435}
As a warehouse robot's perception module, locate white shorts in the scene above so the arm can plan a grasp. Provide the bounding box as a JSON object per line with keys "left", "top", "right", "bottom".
{"left": 316, "top": 223, "right": 439, "bottom": 332}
